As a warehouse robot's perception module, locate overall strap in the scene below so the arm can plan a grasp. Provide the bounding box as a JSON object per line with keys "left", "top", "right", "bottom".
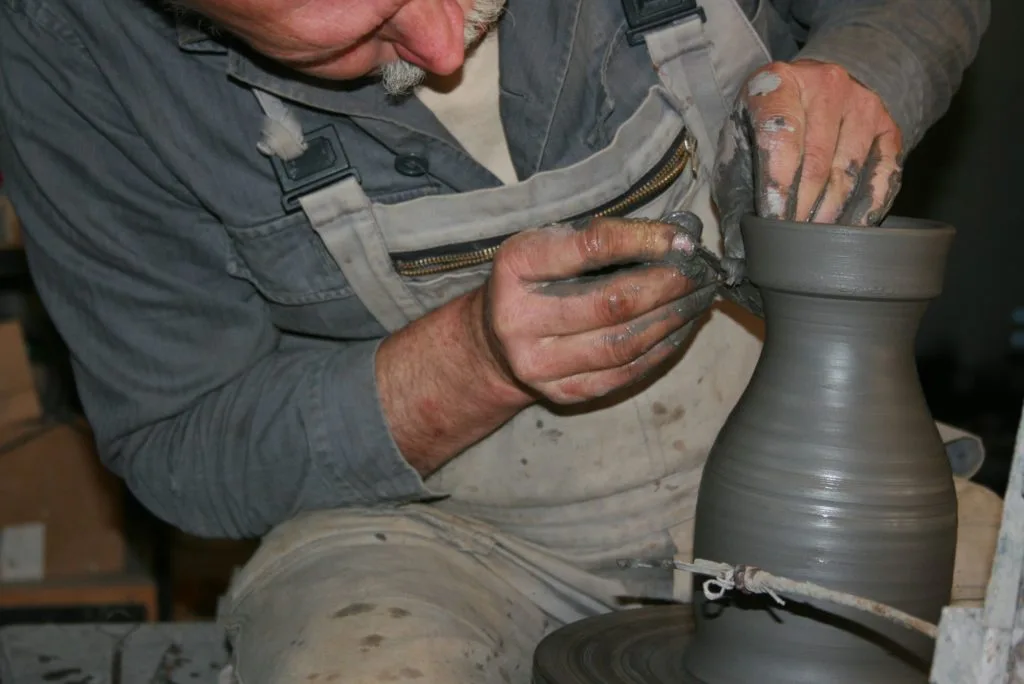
{"left": 628, "top": 0, "right": 771, "bottom": 173}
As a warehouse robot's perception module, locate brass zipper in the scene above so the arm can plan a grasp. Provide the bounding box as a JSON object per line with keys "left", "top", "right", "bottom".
{"left": 392, "top": 131, "right": 698, "bottom": 278}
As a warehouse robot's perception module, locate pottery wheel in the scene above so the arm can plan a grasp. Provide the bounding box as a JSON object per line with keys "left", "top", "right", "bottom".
{"left": 532, "top": 606, "right": 694, "bottom": 683}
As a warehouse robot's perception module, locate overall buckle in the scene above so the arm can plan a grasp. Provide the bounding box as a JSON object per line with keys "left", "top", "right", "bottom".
{"left": 621, "top": 0, "right": 706, "bottom": 46}
{"left": 269, "top": 124, "right": 361, "bottom": 213}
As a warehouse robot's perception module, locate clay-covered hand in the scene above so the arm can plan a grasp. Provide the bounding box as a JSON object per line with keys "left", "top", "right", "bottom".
{"left": 472, "top": 218, "right": 717, "bottom": 405}
{"left": 713, "top": 60, "right": 904, "bottom": 282}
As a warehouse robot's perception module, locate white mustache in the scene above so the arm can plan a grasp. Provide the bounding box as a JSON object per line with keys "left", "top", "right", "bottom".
{"left": 380, "top": 0, "right": 507, "bottom": 97}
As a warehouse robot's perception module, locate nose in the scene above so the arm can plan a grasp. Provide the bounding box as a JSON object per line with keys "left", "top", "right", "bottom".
{"left": 390, "top": 0, "right": 466, "bottom": 75}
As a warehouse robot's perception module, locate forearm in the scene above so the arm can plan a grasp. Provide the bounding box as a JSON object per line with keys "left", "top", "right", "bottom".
{"left": 790, "top": 0, "right": 990, "bottom": 149}
{"left": 377, "top": 288, "right": 533, "bottom": 476}
{"left": 108, "top": 340, "right": 430, "bottom": 539}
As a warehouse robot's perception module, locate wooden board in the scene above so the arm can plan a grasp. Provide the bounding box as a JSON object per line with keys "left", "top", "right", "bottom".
{"left": 0, "top": 573, "right": 158, "bottom": 623}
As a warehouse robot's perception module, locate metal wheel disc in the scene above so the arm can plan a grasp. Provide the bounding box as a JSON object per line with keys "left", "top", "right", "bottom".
{"left": 532, "top": 606, "right": 694, "bottom": 684}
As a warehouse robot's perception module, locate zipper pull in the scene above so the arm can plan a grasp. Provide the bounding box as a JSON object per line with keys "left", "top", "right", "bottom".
{"left": 684, "top": 133, "right": 698, "bottom": 179}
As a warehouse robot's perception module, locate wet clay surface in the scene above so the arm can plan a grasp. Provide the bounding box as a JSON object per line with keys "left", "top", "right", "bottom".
{"left": 684, "top": 215, "right": 959, "bottom": 683}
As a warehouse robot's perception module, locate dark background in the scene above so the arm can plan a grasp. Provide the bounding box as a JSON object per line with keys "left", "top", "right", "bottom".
{"left": 898, "top": 0, "right": 1024, "bottom": 496}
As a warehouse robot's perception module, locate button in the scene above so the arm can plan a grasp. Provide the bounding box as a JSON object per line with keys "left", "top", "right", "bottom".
{"left": 395, "top": 153, "right": 429, "bottom": 177}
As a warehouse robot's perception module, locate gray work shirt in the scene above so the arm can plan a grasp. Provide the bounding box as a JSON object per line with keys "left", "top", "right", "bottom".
{"left": 0, "top": 0, "right": 989, "bottom": 538}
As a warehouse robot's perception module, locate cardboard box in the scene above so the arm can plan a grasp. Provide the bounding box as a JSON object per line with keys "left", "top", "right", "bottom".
{"left": 0, "top": 424, "right": 127, "bottom": 579}
{"left": 0, "top": 195, "right": 21, "bottom": 247}
{"left": 0, "top": 321, "right": 41, "bottom": 428}
{"left": 0, "top": 322, "right": 126, "bottom": 579}
{"left": 0, "top": 321, "right": 154, "bottom": 623}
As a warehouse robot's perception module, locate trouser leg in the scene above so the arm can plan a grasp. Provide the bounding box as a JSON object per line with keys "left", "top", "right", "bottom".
{"left": 217, "top": 508, "right": 615, "bottom": 684}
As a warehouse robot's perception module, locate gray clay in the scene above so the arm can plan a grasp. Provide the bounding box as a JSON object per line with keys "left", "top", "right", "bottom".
{"left": 682, "top": 215, "right": 959, "bottom": 684}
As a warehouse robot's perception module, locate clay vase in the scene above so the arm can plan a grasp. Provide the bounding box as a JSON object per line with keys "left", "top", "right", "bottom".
{"left": 681, "top": 216, "right": 958, "bottom": 684}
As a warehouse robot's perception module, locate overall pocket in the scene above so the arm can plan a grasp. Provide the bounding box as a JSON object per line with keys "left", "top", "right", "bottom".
{"left": 224, "top": 211, "right": 382, "bottom": 337}
{"left": 225, "top": 210, "right": 352, "bottom": 304}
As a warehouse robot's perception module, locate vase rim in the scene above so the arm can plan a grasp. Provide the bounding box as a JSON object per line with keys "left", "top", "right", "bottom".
{"left": 741, "top": 214, "right": 955, "bottom": 238}
{"left": 739, "top": 215, "right": 956, "bottom": 300}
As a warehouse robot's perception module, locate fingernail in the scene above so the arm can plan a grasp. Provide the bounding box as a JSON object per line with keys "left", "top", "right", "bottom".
{"left": 666, "top": 323, "right": 696, "bottom": 348}
{"left": 672, "top": 233, "right": 696, "bottom": 255}
{"left": 672, "top": 285, "right": 718, "bottom": 318}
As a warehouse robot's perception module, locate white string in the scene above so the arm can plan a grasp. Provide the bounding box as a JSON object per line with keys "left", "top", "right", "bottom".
{"left": 701, "top": 565, "right": 785, "bottom": 605}
{"left": 617, "top": 557, "right": 939, "bottom": 639}
{"left": 252, "top": 90, "right": 308, "bottom": 161}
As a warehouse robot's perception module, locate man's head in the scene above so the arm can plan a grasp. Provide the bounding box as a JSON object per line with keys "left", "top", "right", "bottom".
{"left": 175, "top": 0, "right": 505, "bottom": 93}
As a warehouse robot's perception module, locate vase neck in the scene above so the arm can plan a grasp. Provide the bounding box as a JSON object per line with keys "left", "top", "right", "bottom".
{"left": 758, "top": 290, "right": 929, "bottom": 380}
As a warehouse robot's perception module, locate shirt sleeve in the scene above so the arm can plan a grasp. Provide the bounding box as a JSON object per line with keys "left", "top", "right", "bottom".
{"left": 777, "top": 0, "right": 990, "bottom": 150}
{"left": 0, "top": 2, "right": 432, "bottom": 539}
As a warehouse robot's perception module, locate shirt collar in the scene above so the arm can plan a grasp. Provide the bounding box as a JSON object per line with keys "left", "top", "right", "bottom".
{"left": 175, "top": 12, "right": 229, "bottom": 54}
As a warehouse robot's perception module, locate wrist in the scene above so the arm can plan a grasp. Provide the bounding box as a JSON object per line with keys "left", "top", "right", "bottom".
{"left": 462, "top": 287, "right": 534, "bottom": 411}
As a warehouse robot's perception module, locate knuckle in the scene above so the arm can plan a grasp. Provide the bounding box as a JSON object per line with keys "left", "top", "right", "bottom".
{"left": 547, "top": 379, "right": 590, "bottom": 405}
{"left": 829, "top": 164, "right": 855, "bottom": 191}
{"left": 573, "top": 219, "right": 611, "bottom": 265}
{"left": 818, "top": 62, "right": 848, "bottom": 85}
{"left": 601, "top": 329, "right": 645, "bottom": 368}
{"left": 596, "top": 282, "right": 642, "bottom": 324}
{"left": 504, "top": 345, "right": 541, "bottom": 384}
{"left": 493, "top": 236, "right": 531, "bottom": 278}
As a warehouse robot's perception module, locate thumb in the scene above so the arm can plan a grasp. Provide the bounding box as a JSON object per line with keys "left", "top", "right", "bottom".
{"left": 712, "top": 106, "right": 756, "bottom": 284}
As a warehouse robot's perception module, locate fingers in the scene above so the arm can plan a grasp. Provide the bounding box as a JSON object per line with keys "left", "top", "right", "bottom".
{"left": 712, "top": 108, "right": 756, "bottom": 281}
{"left": 807, "top": 112, "right": 875, "bottom": 224}
{"left": 837, "top": 128, "right": 903, "bottom": 226}
{"left": 528, "top": 264, "right": 696, "bottom": 336}
{"left": 541, "top": 320, "right": 700, "bottom": 405}
{"left": 518, "top": 284, "right": 717, "bottom": 382}
{"left": 790, "top": 64, "right": 847, "bottom": 221}
{"left": 865, "top": 129, "right": 903, "bottom": 224}
{"left": 744, "top": 65, "right": 806, "bottom": 220}
{"left": 497, "top": 217, "right": 690, "bottom": 283}
{"left": 737, "top": 60, "right": 905, "bottom": 228}
{"left": 484, "top": 220, "right": 713, "bottom": 406}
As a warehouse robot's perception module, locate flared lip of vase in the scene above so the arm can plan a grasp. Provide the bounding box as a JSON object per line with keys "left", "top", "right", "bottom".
{"left": 739, "top": 214, "right": 956, "bottom": 300}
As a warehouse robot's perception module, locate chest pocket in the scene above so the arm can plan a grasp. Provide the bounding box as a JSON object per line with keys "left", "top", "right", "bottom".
{"left": 224, "top": 211, "right": 388, "bottom": 338}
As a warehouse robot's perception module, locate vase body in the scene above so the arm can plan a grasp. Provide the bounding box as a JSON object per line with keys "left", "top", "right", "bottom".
{"left": 682, "top": 216, "right": 958, "bottom": 684}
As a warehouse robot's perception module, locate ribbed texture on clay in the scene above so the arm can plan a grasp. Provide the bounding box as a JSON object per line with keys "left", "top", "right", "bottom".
{"left": 682, "top": 215, "right": 958, "bottom": 684}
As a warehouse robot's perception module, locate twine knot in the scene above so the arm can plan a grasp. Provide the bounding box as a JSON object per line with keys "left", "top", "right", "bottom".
{"left": 702, "top": 564, "right": 785, "bottom": 606}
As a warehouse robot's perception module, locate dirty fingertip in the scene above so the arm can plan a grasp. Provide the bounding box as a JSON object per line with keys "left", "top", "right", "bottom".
{"left": 747, "top": 71, "right": 783, "bottom": 98}
{"left": 671, "top": 232, "right": 696, "bottom": 255}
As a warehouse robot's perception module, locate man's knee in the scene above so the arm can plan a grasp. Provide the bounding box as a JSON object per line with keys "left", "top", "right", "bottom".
{"left": 220, "top": 514, "right": 546, "bottom": 683}
{"left": 228, "top": 592, "right": 520, "bottom": 683}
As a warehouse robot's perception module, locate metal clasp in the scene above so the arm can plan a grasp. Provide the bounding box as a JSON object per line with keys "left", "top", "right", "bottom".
{"left": 621, "top": 0, "right": 707, "bottom": 46}
{"left": 268, "top": 124, "right": 360, "bottom": 213}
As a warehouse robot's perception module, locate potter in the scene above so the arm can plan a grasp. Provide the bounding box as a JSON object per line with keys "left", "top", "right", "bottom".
{"left": 0, "top": 0, "right": 996, "bottom": 681}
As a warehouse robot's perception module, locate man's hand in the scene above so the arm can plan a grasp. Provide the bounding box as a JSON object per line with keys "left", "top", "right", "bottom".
{"left": 378, "top": 217, "right": 716, "bottom": 477}
{"left": 475, "top": 218, "right": 717, "bottom": 405}
{"left": 714, "top": 60, "right": 904, "bottom": 282}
